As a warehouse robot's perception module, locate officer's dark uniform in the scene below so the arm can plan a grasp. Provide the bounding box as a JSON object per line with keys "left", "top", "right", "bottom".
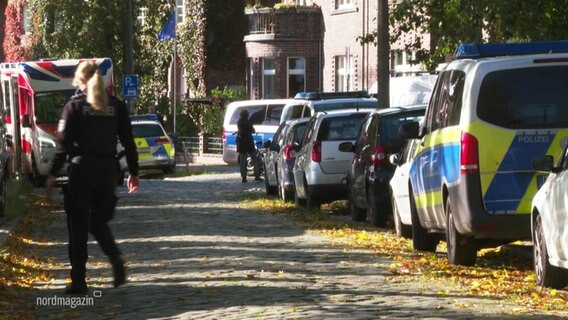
{"left": 50, "top": 91, "right": 138, "bottom": 290}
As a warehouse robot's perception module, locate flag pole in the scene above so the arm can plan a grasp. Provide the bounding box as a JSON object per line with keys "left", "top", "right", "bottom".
{"left": 173, "top": 9, "right": 177, "bottom": 135}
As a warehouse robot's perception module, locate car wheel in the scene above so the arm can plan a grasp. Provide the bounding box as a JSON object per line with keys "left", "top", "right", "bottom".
{"left": 445, "top": 197, "right": 477, "bottom": 266}
{"left": 264, "top": 166, "right": 277, "bottom": 196}
{"left": 163, "top": 166, "right": 175, "bottom": 174}
{"left": 392, "top": 194, "right": 412, "bottom": 239}
{"left": 305, "top": 181, "right": 321, "bottom": 210}
{"left": 534, "top": 214, "right": 568, "bottom": 288}
{"left": 293, "top": 184, "right": 306, "bottom": 208}
{"left": 279, "top": 179, "right": 293, "bottom": 203}
{"left": 368, "top": 187, "right": 387, "bottom": 227}
{"left": 409, "top": 189, "right": 438, "bottom": 252}
{"left": 348, "top": 185, "right": 366, "bottom": 221}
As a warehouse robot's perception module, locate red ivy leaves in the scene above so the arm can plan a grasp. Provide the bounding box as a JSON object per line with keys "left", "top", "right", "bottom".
{"left": 3, "top": 0, "right": 27, "bottom": 62}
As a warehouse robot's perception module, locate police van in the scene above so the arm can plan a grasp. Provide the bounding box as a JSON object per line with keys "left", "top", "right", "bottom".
{"left": 400, "top": 41, "right": 568, "bottom": 266}
{"left": 222, "top": 99, "right": 293, "bottom": 165}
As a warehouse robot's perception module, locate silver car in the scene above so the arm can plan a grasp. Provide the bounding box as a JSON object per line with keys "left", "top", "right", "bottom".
{"left": 293, "top": 109, "right": 374, "bottom": 209}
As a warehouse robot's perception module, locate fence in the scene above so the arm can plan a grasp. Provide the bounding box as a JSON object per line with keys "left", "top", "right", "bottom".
{"left": 174, "top": 135, "right": 222, "bottom": 164}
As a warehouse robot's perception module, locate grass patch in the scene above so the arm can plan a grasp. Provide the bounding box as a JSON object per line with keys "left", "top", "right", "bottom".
{"left": 241, "top": 192, "right": 568, "bottom": 315}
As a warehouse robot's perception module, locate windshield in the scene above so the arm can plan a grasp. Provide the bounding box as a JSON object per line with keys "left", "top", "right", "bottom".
{"left": 132, "top": 123, "right": 166, "bottom": 137}
{"left": 35, "top": 90, "right": 76, "bottom": 123}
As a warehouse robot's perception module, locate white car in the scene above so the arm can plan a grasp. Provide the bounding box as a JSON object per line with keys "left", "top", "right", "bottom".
{"left": 293, "top": 109, "right": 373, "bottom": 209}
{"left": 531, "top": 142, "right": 568, "bottom": 289}
{"left": 389, "top": 139, "right": 419, "bottom": 239}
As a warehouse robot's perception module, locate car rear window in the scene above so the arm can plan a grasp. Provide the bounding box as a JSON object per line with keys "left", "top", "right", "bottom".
{"left": 317, "top": 113, "right": 368, "bottom": 141}
{"left": 380, "top": 111, "right": 424, "bottom": 144}
{"left": 477, "top": 66, "right": 568, "bottom": 129}
{"left": 132, "top": 124, "right": 165, "bottom": 137}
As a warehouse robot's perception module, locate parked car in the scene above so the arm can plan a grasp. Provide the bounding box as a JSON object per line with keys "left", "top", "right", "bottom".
{"left": 264, "top": 118, "right": 309, "bottom": 201}
{"left": 280, "top": 91, "right": 379, "bottom": 124}
{"left": 293, "top": 109, "right": 373, "bottom": 209}
{"left": 388, "top": 139, "right": 420, "bottom": 238}
{"left": 399, "top": 41, "right": 568, "bottom": 266}
{"left": 131, "top": 119, "right": 176, "bottom": 173}
{"left": 531, "top": 141, "right": 568, "bottom": 288}
{"left": 222, "top": 99, "right": 293, "bottom": 165}
{"left": 339, "top": 105, "right": 425, "bottom": 227}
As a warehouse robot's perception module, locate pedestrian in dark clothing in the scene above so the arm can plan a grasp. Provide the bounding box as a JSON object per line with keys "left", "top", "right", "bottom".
{"left": 45, "top": 61, "right": 140, "bottom": 295}
{"left": 236, "top": 109, "right": 260, "bottom": 182}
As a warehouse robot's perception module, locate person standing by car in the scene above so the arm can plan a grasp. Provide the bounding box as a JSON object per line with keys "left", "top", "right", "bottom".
{"left": 45, "top": 61, "right": 140, "bottom": 294}
{"left": 237, "top": 109, "right": 260, "bottom": 182}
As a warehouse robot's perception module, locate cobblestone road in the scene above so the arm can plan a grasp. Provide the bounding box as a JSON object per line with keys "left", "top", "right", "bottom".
{"left": 27, "top": 162, "right": 566, "bottom": 319}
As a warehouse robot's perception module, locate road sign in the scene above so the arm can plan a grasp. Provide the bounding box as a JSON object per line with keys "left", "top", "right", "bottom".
{"left": 122, "top": 75, "right": 138, "bottom": 99}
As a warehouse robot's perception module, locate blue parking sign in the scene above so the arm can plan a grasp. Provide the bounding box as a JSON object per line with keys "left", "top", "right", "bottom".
{"left": 123, "top": 75, "right": 138, "bottom": 99}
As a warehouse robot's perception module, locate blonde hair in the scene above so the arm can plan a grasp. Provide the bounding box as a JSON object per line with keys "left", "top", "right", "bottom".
{"left": 73, "top": 61, "right": 108, "bottom": 114}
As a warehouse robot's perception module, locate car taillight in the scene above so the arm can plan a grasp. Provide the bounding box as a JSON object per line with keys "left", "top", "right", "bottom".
{"left": 371, "top": 145, "right": 386, "bottom": 167}
{"left": 460, "top": 131, "right": 479, "bottom": 174}
{"left": 311, "top": 140, "right": 321, "bottom": 162}
{"left": 221, "top": 128, "right": 226, "bottom": 141}
{"left": 155, "top": 137, "right": 170, "bottom": 144}
{"left": 283, "top": 144, "right": 297, "bottom": 161}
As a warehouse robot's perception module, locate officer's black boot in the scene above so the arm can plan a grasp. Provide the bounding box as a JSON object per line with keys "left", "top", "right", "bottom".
{"left": 110, "top": 255, "right": 126, "bottom": 287}
{"left": 65, "top": 268, "right": 88, "bottom": 294}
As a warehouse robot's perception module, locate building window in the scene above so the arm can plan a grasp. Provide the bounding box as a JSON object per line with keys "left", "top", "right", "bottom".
{"left": 335, "top": 0, "right": 353, "bottom": 10}
{"left": 22, "top": 5, "right": 31, "bottom": 34}
{"left": 287, "top": 57, "right": 305, "bottom": 98}
{"left": 262, "top": 58, "right": 276, "bottom": 99}
{"left": 335, "top": 55, "right": 353, "bottom": 92}
{"left": 176, "top": 0, "right": 185, "bottom": 24}
{"left": 137, "top": 7, "right": 148, "bottom": 26}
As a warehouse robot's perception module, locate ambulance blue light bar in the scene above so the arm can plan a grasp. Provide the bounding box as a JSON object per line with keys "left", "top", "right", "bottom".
{"left": 454, "top": 41, "right": 568, "bottom": 59}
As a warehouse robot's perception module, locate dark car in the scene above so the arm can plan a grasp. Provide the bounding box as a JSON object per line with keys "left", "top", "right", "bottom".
{"left": 263, "top": 118, "right": 309, "bottom": 201}
{"left": 339, "top": 105, "right": 426, "bottom": 227}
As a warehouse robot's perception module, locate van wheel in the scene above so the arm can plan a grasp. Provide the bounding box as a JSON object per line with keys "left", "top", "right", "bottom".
{"left": 348, "top": 185, "right": 366, "bottom": 221}
{"left": 409, "top": 189, "right": 438, "bottom": 252}
{"left": 30, "top": 155, "right": 46, "bottom": 188}
{"left": 368, "top": 187, "right": 387, "bottom": 227}
{"left": 534, "top": 213, "right": 568, "bottom": 288}
{"left": 445, "top": 197, "right": 477, "bottom": 266}
{"left": 392, "top": 194, "right": 412, "bottom": 239}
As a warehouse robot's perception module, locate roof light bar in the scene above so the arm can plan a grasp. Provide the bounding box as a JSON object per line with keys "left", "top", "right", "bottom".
{"left": 454, "top": 41, "right": 568, "bottom": 59}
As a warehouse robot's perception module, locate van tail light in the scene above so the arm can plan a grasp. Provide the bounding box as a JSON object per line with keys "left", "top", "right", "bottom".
{"left": 283, "top": 144, "right": 297, "bottom": 161}
{"left": 371, "top": 145, "right": 386, "bottom": 167}
{"left": 221, "top": 128, "right": 226, "bottom": 142}
{"left": 5, "top": 114, "right": 11, "bottom": 125}
{"left": 155, "top": 137, "right": 170, "bottom": 144}
{"left": 311, "top": 140, "right": 322, "bottom": 162}
{"left": 460, "top": 132, "right": 479, "bottom": 174}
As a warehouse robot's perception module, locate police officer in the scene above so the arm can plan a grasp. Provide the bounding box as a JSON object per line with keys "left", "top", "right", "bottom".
{"left": 237, "top": 109, "right": 261, "bottom": 182}
{"left": 45, "top": 61, "right": 139, "bottom": 294}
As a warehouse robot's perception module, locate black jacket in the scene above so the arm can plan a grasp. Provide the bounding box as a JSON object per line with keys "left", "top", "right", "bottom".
{"left": 50, "top": 92, "right": 139, "bottom": 176}
{"left": 236, "top": 116, "right": 256, "bottom": 153}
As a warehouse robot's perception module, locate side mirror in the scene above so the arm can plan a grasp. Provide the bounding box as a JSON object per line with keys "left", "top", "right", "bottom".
{"left": 389, "top": 153, "right": 400, "bottom": 166}
{"left": 399, "top": 122, "right": 420, "bottom": 139}
{"left": 338, "top": 141, "right": 354, "bottom": 152}
{"left": 21, "top": 114, "right": 32, "bottom": 128}
{"left": 532, "top": 155, "right": 554, "bottom": 172}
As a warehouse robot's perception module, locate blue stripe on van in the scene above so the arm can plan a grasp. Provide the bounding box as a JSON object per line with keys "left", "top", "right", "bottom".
{"left": 483, "top": 132, "right": 555, "bottom": 213}
{"left": 224, "top": 131, "right": 275, "bottom": 148}
{"left": 410, "top": 143, "right": 460, "bottom": 195}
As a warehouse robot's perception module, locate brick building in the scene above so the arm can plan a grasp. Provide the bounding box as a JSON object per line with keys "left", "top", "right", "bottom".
{"left": 244, "top": 0, "right": 427, "bottom": 99}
